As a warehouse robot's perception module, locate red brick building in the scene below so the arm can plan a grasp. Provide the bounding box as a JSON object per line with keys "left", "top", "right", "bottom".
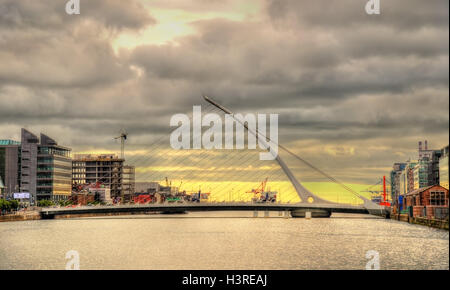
{"left": 405, "top": 185, "right": 449, "bottom": 218}
{"left": 70, "top": 193, "right": 95, "bottom": 206}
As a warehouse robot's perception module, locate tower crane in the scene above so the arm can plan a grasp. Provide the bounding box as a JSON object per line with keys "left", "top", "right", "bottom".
{"left": 114, "top": 130, "right": 128, "bottom": 159}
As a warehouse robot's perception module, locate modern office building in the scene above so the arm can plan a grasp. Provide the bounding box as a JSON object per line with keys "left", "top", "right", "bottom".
{"left": 439, "top": 145, "right": 449, "bottom": 190}
{"left": 0, "top": 176, "right": 5, "bottom": 197}
{"left": 390, "top": 141, "right": 448, "bottom": 213}
{"left": 413, "top": 159, "right": 432, "bottom": 190}
{"left": 416, "top": 140, "right": 442, "bottom": 187}
{"left": 0, "top": 139, "right": 21, "bottom": 198}
{"left": 394, "top": 141, "right": 442, "bottom": 192}
{"left": 72, "top": 154, "right": 135, "bottom": 199}
{"left": 20, "top": 129, "right": 39, "bottom": 202}
{"left": 390, "top": 162, "right": 407, "bottom": 203}
{"left": 1, "top": 129, "right": 72, "bottom": 203}
{"left": 36, "top": 133, "right": 72, "bottom": 201}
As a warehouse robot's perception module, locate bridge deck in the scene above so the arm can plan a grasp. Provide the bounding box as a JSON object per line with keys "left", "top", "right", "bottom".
{"left": 40, "top": 202, "right": 378, "bottom": 217}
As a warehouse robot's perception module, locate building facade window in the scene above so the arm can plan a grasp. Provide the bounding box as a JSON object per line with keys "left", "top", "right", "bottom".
{"left": 429, "top": 191, "right": 447, "bottom": 206}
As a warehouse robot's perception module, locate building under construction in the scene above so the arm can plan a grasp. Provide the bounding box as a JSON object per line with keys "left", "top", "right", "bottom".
{"left": 123, "top": 165, "right": 135, "bottom": 197}
{"left": 72, "top": 154, "right": 135, "bottom": 199}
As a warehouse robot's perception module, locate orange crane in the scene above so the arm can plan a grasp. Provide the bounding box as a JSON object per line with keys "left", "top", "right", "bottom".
{"left": 247, "top": 177, "right": 268, "bottom": 201}
{"left": 247, "top": 177, "right": 268, "bottom": 194}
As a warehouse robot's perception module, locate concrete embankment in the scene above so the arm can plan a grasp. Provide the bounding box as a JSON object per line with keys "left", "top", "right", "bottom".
{"left": 391, "top": 214, "right": 449, "bottom": 230}
{"left": 50, "top": 211, "right": 172, "bottom": 219}
{"left": 1, "top": 210, "right": 176, "bottom": 222}
{"left": 0, "top": 211, "right": 41, "bottom": 222}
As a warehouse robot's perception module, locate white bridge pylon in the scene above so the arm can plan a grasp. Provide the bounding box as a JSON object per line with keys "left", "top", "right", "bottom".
{"left": 203, "top": 95, "right": 381, "bottom": 209}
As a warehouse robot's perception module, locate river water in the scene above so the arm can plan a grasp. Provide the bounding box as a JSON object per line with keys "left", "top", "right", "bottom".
{"left": 0, "top": 212, "right": 448, "bottom": 270}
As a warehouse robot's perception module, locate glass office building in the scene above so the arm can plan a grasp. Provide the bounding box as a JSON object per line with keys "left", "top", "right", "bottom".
{"left": 440, "top": 146, "right": 449, "bottom": 190}
{"left": 36, "top": 134, "right": 72, "bottom": 201}
{"left": 18, "top": 129, "right": 72, "bottom": 203}
{"left": 413, "top": 160, "right": 431, "bottom": 190}
{"left": 0, "top": 139, "right": 21, "bottom": 198}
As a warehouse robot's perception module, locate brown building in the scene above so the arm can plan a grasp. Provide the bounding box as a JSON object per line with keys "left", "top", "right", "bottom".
{"left": 70, "top": 193, "right": 95, "bottom": 206}
{"left": 404, "top": 185, "right": 449, "bottom": 219}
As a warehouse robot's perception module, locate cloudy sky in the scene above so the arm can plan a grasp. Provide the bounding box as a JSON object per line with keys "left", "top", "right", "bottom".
{"left": 0, "top": 0, "right": 448, "bottom": 201}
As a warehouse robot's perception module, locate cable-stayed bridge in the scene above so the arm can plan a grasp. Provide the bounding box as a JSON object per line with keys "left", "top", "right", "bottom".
{"left": 42, "top": 96, "right": 389, "bottom": 219}
{"left": 40, "top": 201, "right": 384, "bottom": 219}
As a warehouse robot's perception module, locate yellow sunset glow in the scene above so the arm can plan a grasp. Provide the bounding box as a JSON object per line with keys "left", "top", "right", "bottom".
{"left": 113, "top": 2, "right": 262, "bottom": 51}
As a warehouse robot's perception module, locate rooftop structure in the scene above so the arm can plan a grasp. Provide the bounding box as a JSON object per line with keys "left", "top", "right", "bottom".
{"left": 73, "top": 154, "right": 123, "bottom": 161}
{"left": 0, "top": 140, "right": 21, "bottom": 146}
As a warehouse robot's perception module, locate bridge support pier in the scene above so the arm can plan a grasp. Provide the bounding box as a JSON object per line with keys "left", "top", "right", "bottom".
{"left": 264, "top": 210, "right": 269, "bottom": 218}
{"left": 305, "top": 211, "right": 311, "bottom": 219}
{"left": 253, "top": 210, "right": 258, "bottom": 218}
{"left": 367, "top": 208, "right": 390, "bottom": 218}
{"left": 40, "top": 213, "right": 55, "bottom": 219}
{"left": 290, "top": 209, "right": 331, "bottom": 218}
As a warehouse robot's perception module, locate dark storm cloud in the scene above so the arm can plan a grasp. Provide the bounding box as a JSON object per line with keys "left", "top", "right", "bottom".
{"left": 130, "top": 8, "right": 448, "bottom": 95}
{"left": 0, "top": 0, "right": 448, "bottom": 184}
{"left": 266, "top": 0, "right": 449, "bottom": 30}
{"left": 0, "top": 0, "right": 155, "bottom": 88}
{"left": 0, "top": 0, "right": 154, "bottom": 30}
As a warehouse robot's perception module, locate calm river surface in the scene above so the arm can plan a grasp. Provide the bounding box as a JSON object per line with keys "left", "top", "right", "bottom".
{"left": 0, "top": 212, "right": 448, "bottom": 270}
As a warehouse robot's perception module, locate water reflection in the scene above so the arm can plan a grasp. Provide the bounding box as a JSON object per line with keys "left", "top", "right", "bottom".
{"left": 0, "top": 212, "right": 448, "bottom": 270}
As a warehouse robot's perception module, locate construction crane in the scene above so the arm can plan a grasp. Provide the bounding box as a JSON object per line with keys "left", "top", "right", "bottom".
{"left": 165, "top": 177, "right": 171, "bottom": 187}
{"left": 114, "top": 130, "right": 128, "bottom": 160}
{"left": 247, "top": 177, "right": 268, "bottom": 196}
{"left": 361, "top": 176, "right": 391, "bottom": 206}
{"left": 361, "top": 179, "right": 383, "bottom": 195}
{"left": 246, "top": 177, "right": 277, "bottom": 203}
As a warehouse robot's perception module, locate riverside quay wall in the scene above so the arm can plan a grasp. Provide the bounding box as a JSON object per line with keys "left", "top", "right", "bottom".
{"left": 391, "top": 213, "right": 449, "bottom": 230}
